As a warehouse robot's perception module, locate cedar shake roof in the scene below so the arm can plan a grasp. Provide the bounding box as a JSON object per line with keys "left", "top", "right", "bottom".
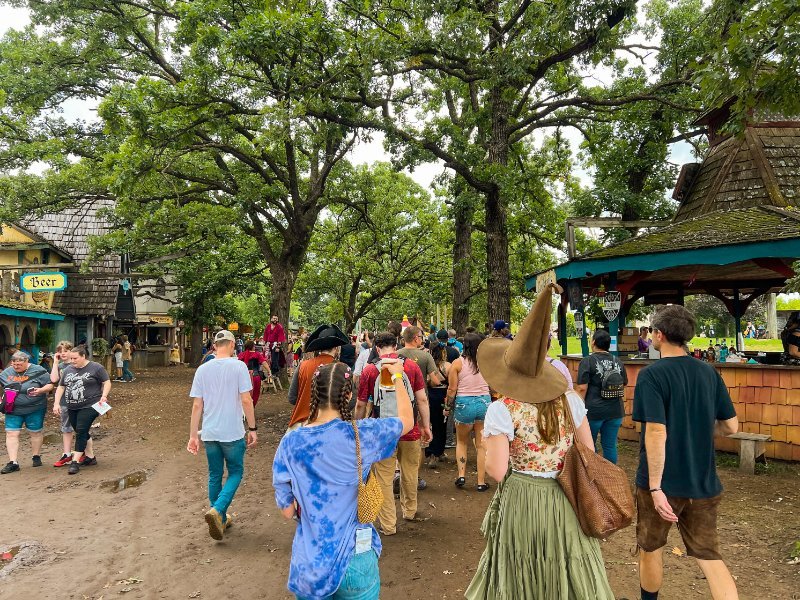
{"left": 0, "top": 297, "right": 64, "bottom": 316}
{"left": 580, "top": 206, "right": 800, "bottom": 260}
{"left": 23, "top": 199, "right": 120, "bottom": 317}
{"left": 673, "top": 125, "right": 800, "bottom": 222}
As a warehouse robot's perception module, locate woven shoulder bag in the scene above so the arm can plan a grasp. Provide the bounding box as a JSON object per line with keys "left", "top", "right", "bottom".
{"left": 353, "top": 420, "right": 384, "bottom": 524}
{"left": 556, "top": 396, "right": 635, "bottom": 539}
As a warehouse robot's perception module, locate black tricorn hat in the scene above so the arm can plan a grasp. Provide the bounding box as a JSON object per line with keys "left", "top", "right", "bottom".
{"left": 304, "top": 324, "right": 350, "bottom": 352}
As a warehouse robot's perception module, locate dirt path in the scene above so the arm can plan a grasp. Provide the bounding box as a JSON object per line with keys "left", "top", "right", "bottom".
{"left": 1, "top": 367, "right": 798, "bottom": 599}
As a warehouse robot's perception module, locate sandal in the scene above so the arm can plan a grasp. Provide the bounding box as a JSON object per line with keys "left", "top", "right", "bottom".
{"left": 455, "top": 477, "right": 466, "bottom": 488}
{"left": 477, "top": 484, "right": 490, "bottom": 492}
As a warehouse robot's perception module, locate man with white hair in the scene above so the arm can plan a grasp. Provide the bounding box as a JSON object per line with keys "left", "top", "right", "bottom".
{"left": 1, "top": 350, "right": 53, "bottom": 474}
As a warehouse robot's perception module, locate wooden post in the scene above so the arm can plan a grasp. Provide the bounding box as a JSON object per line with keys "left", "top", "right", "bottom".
{"left": 733, "top": 288, "right": 742, "bottom": 350}
{"left": 558, "top": 295, "right": 568, "bottom": 356}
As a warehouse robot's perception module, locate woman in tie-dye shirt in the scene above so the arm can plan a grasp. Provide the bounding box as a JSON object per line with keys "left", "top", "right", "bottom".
{"left": 272, "top": 360, "right": 414, "bottom": 599}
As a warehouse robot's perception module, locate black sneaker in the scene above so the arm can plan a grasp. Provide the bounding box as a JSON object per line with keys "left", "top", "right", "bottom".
{"left": 81, "top": 456, "right": 98, "bottom": 467}
{"left": 67, "top": 461, "right": 80, "bottom": 475}
{"left": 393, "top": 473, "right": 400, "bottom": 497}
{"left": 1, "top": 461, "right": 20, "bottom": 474}
{"left": 32, "top": 455, "right": 42, "bottom": 467}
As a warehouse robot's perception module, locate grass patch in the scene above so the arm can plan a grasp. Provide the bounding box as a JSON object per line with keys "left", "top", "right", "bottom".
{"left": 715, "top": 451, "right": 800, "bottom": 476}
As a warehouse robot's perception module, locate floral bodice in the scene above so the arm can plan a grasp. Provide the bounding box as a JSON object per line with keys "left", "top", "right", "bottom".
{"left": 502, "top": 397, "right": 573, "bottom": 473}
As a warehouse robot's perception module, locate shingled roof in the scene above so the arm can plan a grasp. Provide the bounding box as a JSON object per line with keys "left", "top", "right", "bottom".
{"left": 23, "top": 199, "right": 120, "bottom": 317}
{"left": 674, "top": 125, "right": 800, "bottom": 222}
{"left": 579, "top": 206, "right": 800, "bottom": 260}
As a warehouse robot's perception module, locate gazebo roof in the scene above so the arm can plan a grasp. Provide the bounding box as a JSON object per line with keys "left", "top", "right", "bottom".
{"left": 579, "top": 206, "right": 800, "bottom": 261}
{"left": 674, "top": 124, "right": 800, "bottom": 222}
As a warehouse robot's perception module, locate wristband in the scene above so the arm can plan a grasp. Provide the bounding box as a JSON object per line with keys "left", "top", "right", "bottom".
{"left": 391, "top": 373, "right": 403, "bottom": 382}
{"left": 649, "top": 487, "right": 661, "bottom": 493}
{"left": 248, "top": 426, "right": 258, "bottom": 431}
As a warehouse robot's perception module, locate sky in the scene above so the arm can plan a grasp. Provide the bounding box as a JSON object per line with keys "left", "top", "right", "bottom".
{"left": 0, "top": 5, "right": 694, "bottom": 195}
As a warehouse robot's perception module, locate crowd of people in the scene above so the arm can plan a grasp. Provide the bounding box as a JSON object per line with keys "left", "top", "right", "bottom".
{"left": 183, "top": 290, "right": 741, "bottom": 600}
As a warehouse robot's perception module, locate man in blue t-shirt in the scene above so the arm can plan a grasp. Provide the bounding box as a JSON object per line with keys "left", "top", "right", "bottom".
{"left": 633, "top": 305, "right": 739, "bottom": 600}
{"left": 187, "top": 330, "right": 257, "bottom": 541}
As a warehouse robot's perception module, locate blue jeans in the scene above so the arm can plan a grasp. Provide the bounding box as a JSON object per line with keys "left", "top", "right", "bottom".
{"left": 205, "top": 438, "right": 246, "bottom": 521}
{"left": 297, "top": 549, "right": 380, "bottom": 600}
{"left": 588, "top": 418, "right": 623, "bottom": 464}
{"left": 122, "top": 359, "right": 134, "bottom": 381}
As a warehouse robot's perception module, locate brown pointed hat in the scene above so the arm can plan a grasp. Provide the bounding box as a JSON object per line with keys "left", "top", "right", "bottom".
{"left": 477, "top": 283, "right": 567, "bottom": 404}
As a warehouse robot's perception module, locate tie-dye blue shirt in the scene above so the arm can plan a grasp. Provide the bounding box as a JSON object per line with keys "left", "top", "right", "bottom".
{"left": 272, "top": 418, "right": 403, "bottom": 599}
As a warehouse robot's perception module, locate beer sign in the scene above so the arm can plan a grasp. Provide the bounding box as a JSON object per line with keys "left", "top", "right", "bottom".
{"left": 602, "top": 291, "right": 622, "bottom": 321}
{"left": 574, "top": 311, "right": 584, "bottom": 338}
{"left": 20, "top": 271, "right": 67, "bottom": 292}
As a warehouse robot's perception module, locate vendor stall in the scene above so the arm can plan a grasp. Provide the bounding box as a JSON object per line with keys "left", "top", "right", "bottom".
{"left": 528, "top": 104, "right": 800, "bottom": 461}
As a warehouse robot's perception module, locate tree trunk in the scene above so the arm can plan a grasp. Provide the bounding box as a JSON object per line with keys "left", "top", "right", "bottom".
{"left": 269, "top": 266, "right": 296, "bottom": 333}
{"left": 189, "top": 321, "right": 204, "bottom": 366}
{"left": 485, "top": 186, "right": 511, "bottom": 321}
{"left": 452, "top": 191, "right": 475, "bottom": 335}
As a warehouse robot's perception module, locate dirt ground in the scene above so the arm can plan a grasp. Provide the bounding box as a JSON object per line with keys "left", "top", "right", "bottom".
{"left": 1, "top": 366, "right": 798, "bottom": 600}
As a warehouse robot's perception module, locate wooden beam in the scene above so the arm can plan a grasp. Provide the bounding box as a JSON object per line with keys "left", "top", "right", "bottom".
{"left": 0, "top": 262, "right": 75, "bottom": 271}
{"left": 565, "top": 218, "right": 672, "bottom": 229}
{"left": 752, "top": 257, "right": 795, "bottom": 278}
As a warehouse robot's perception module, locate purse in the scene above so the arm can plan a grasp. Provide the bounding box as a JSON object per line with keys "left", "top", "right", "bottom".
{"left": 557, "top": 396, "right": 635, "bottom": 539}
{"left": 353, "top": 420, "right": 384, "bottom": 524}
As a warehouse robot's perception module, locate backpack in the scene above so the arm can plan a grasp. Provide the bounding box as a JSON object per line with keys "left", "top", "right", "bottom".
{"left": 598, "top": 357, "right": 625, "bottom": 399}
{"left": 371, "top": 358, "right": 416, "bottom": 419}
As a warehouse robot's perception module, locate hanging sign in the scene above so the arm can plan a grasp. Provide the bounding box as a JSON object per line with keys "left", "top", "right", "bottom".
{"left": 120, "top": 279, "right": 131, "bottom": 292}
{"left": 574, "top": 311, "right": 584, "bottom": 338}
{"left": 602, "top": 290, "right": 622, "bottom": 321}
{"left": 535, "top": 270, "right": 557, "bottom": 293}
{"left": 20, "top": 271, "right": 67, "bottom": 292}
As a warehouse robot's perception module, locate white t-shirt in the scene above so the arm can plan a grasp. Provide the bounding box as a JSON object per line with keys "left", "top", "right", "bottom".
{"left": 190, "top": 357, "right": 253, "bottom": 442}
{"left": 482, "top": 390, "right": 587, "bottom": 479}
{"left": 353, "top": 347, "right": 371, "bottom": 376}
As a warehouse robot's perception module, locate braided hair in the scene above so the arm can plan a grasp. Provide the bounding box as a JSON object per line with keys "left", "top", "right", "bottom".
{"left": 307, "top": 362, "right": 354, "bottom": 423}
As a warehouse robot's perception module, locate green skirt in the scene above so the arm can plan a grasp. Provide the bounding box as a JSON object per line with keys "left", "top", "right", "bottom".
{"left": 465, "top": 473, "right": 615, "bottom": 600}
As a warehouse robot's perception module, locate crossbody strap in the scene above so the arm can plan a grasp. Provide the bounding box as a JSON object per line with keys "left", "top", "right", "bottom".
{"left": 352, "top": 420, "right": 363, "bottom": 486}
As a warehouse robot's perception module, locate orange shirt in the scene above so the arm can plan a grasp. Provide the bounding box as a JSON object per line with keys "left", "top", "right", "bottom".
{"left": 288, "top": 354, "right": 335, "bottom": 427}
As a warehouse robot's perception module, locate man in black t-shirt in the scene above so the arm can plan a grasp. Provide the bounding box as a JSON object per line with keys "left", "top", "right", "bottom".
{"left": 633, "top": 305, "right": 739, "bottom": 600}
{"left": 576, "top": 329, "right": 627, "bottom": 464}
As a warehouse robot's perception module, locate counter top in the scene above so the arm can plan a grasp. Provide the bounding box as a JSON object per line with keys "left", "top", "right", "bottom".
{"left": 560, "top": 355, "right": 799, "bottom": 369}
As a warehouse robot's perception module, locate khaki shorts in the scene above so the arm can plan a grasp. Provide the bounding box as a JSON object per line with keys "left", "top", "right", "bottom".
{"left": 636, "top": 486, "right": 723, "bottom": 560}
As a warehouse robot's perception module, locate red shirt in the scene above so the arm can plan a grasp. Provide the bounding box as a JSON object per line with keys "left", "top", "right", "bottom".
{"left": 263, "top": 323, "right": 286, "bottom": 344}
{"left": 238, "top": 350, "right": 265, "bottom": 372}
{"left": 357, "top": 353, "right": 425, "bottom": 441}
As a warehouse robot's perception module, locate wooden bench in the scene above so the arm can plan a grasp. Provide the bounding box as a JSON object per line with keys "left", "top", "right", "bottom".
{"left": 728, "top": 432, "right": 771, "bottom": 473}
{"left": 262, "top": 375, "right": 283, "bottom": 394}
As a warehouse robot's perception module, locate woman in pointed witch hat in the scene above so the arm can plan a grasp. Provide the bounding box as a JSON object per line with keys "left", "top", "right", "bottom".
{"left": 286, "top": 324, "right": 350, "bottom": 430}
{"left": 465, "top": 283, "right": 614, "bottom": 599}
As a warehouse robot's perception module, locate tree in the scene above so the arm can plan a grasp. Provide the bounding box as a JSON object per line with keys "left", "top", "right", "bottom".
{"left": 697, "top": 0, "right": 800, "bottom": 131}
{"left": 303, "top": 0, "right": 701, "bottom": 321}
{"left": 0, "top": 0, "right": 362, "bottom": 327}
{"left": 294, "top": 163, "right": 450, "bottom": 332}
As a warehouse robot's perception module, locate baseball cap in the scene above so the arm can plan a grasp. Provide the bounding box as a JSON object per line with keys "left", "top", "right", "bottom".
{"left": 493, "top": 320, "right": 509, "bottom": 331}
{"left": 436, "top": 328, "right": 449, "bottom": 340}
{"left": 214, "top": 330, "right": 236, "bottom": 343}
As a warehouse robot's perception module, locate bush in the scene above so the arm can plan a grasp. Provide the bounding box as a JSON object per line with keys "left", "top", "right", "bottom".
{"left": 35, "top": 326, "right": 55, "bottom": 351}
{"left": 91, "top": 337, "right": 110, "bottom": 357}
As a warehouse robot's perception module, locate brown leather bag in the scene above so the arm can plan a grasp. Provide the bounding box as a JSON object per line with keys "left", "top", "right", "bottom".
{"left": 557, "top": 396, "right": 635, "bottom": 539}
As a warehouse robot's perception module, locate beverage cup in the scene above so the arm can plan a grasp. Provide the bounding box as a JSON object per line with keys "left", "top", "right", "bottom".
{"left": 380, "top": 365, "right": 394, "bottom": 387}
{"left": 4, "top": 389, "right": 17, "bottom": 412}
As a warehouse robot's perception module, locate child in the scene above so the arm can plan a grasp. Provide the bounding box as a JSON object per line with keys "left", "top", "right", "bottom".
{"left": 169, "top": 343, "right": 181, "bottom": 366}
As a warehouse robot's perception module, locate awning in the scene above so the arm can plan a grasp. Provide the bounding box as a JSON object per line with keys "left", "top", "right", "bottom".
{"left": 0, "top": 304, "right": 65, "bottom": 321}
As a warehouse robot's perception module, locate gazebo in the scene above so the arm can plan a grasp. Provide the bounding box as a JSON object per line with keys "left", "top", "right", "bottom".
{"left": 530, "top": 104, "right": 800, "bottom": 358}
{"left": 526, "top": 104, "right": 800, "bottom": 462}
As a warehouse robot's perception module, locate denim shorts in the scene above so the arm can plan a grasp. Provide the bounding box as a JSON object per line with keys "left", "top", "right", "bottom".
{"left": 296, "top": 549, "right": 380, "bottom": 600}
{"left": 454, "top": 395, "right": 491, "bottom": 425}
{"left": 4, "top": 408, "right": 47, "bottom": 432}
